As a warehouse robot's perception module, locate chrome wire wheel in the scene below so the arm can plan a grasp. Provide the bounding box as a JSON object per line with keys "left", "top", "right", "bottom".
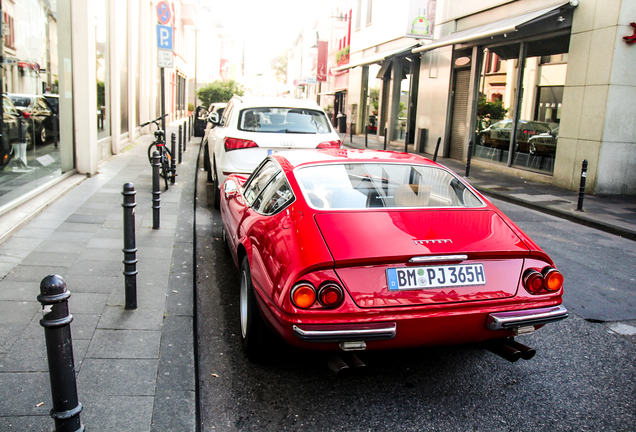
{"left": 240, "top": 268, "right": 248, "bottom": 339}
{"left": 40, "top": 127, "right": 47, "bottom": 144}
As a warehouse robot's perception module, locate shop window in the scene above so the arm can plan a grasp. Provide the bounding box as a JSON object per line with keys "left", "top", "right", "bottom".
{"left": 473, "top": 40, "right": 568, "bottom": 175}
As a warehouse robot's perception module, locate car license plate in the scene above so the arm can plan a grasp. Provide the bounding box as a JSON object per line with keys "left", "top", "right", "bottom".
{"left": 386, "top": 264, "right": 486, "bottom": 290}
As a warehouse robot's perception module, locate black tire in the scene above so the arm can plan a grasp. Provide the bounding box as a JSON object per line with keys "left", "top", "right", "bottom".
{"left": 25, "top": 129, "right": 34, "bottom": 151}
{"left": 39, "top": 126, "right": 47, "bottom": 145}
{"left": 239, "top": 256, "right": 270, "bottom": 362}
{"left": 212, "top": 157, "right": 220, "bottom": 209}
{"left": 222, "top": 225, "right": 230, "bottom": 254}
{"left": 147, "top": 143, "right": 158, "bottom": 164}
{"left": 204, "top": 144, "right": 213, "bottom": 183}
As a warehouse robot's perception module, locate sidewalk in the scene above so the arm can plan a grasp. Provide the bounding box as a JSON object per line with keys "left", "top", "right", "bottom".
{"left": 0, "top": 123, "right": 198, "bottom": 431}
{"left": 340, "top": 132, "right": 636, "bottom": 241}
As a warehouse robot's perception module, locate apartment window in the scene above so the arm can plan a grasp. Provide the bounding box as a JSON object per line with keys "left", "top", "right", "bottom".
{"left": 355, "top": 0, "right": 362, "bottom": 30}
{"left": 366, "top": 0, "right": 372, "bottom": 25}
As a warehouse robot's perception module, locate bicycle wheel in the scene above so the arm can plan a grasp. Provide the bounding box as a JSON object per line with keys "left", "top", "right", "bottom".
{"left": 147, "top": 143, "right": 158, "bottom": 164}
{"left": 161, "top": 156, "right": 170, "bottom": 190}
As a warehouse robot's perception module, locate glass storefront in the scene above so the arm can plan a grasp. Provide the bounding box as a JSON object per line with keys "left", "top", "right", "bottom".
{"left": 1, "top": 0, "right": 73, "bottom": 210}
{"left": 473, "top": 39, "right": 568, "bottom": 175}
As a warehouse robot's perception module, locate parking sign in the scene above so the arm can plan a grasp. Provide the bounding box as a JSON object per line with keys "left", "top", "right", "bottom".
{"left": 156, "top": 25, "right": 173, "bottom": 50}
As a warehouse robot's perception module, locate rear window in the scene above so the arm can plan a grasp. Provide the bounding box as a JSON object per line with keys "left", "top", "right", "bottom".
{"left": 238, "top": 108, "right": 331, "bottom": 134}
{"left": 295, "top": 163, "right": 483, "bottom": 209}
{"left": 9, "top": 96, "right": 33, "bottom": 108}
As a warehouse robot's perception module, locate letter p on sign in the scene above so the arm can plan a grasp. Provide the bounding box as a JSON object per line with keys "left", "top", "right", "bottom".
{"left": 156, "top": 25, "right": 173, "bottom": 50}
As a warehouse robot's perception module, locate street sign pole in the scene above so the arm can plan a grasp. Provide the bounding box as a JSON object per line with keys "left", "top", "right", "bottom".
{"left": 161, "top": 68, "right": 166, "bottom": 133}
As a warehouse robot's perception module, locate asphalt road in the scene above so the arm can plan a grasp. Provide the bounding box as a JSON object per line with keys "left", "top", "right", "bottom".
{"left": 195, "top": 167, "right": 636, "bottom": 431}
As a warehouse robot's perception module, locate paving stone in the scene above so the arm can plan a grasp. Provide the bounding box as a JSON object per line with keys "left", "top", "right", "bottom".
{"left": 0, "top": 415, "right": 51, "bottom": 432}
{"left": 79, "top": 248, "right": 124, "bottom": 262}
{"left": 107, "top": 277, "right": 168, "bottom": 310}
{"left": 68, "top": 293, "right": 109, "bottom": 314}
{"left": 92, "top": 228, "right": 126, "bottom": 239}
{"left": 79, "top": 394, "right": 154, "bottom": 432}
{"left": 61, "top": 275, "right": 119, "bottom": 294}
{"left": 97, "top": 305, "right": 164, "bottom": 331}
{"left": 0, "top": 301, "right": 41, "bottom": 354}
{"left": 34, "top": 240, "right": 87, "bottom": 254}
{"left": 151, "top": 391, "right": 196, "bottom": 432}
{"left": 137, "top": 246, "right": 173, "bottom": 260}
{"left": 86, "top": 237, "right": 122, "bottom": 249}
{"left": 0, "top": 337, "right": 89, "bottom": 373}
{"left": 1, "top": 237, "right": 45, "bottom": 251}
{"left": 67, "top": 259, "right": 122, "bottom": 277}
{"left": 0, "top": 372, "right": 51, "bottom": 416}
{"left": 2, "top": 265, "right": 68, "bottom": 282}
{"left": 11, "top": 227, "right": 56, "bottom": 239}
{"left": 65, "top": 214, "right": 107, "bottom": 224}
{"left": 21, "top": 251, "right": 79, "bottom": 267}
{"left": 21, "top": 311, "right": 100, "bottom": 341}
{"left": 55, "top": 222, "right": 102, "bottom": 233}
{"left": 77, "top": 358, "right": 158, "bottom": 396}
{"left": 0, "top": 280, "right": 40, "bottom": 301}
{"left": 86, "top": 329, "right": 161, "bottom": 359}
{"left": 155, "top": 316, "right": 194, "bottom": 392}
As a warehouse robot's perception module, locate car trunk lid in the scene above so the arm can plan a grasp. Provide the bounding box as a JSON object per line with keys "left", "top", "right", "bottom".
{"left": 315, "top": 209, "right": 529, "bottom": 308}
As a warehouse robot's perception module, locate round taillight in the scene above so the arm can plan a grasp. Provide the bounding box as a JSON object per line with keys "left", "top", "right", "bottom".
{"left": 542, "top": 267, "right": 564, "bottom": 292}
{"left": 523, "top": 269, "right": 545, "bottom": 294}
{"left": 318, "top": 284, "right": 344, "bottom": 308}
{"left": 291, "top": 283, "right": 316, "bottom": 309}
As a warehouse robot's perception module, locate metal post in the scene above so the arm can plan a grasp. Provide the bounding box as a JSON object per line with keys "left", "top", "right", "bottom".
{"left": 178, "top": 125, "right": 182, "bottom": 159}
{"left": 465, "top": 139, "right": 474, "bottom": 177}
{"left": 365, "top": 124, "right": 368, "bottom": 148}
{"left": 383, "top": 127, "right": 387, "bottom": 150}
{"left": 170, "top": 132, "right": 176, "bottom": 184}
{"left": 178, "top": 130, "right": 183, "bottom": 164}
{"left": 182, "top": 123, "right": 187, "bottom": 152}
{"left": 152, "top": 151, "right": 161, "bottom": 229}
{"left": 38, "top": 275, "right": 84, "bottom": 432}
{"left": 160, "top": 68, "right": 166, "bottom": 134}
{"left": 576, "top": 159, "right": 588, "bottom": 212}
{"left": 404, "top": 132, "right": 409, "bottom": 153}
{"left": 433, "top": 137, "right": 442, "bottom": 162}
{"left": 188, "top": 117, "right": 191, "bottom": 142}
{"left": 122, "top": 183, "right": 137, "bottom": 310}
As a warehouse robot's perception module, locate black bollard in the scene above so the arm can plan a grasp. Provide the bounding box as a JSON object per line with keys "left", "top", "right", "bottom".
{"left": 182, "top": 123, "right": 187, "bottom": 152}
{"left": 465, "top": 139, "right": 474, "bottom": 177}
{"left": 383, "top": 127, "right": 387, "bottom": 150}
{"left": 365, "top": 124, "right": 368, "bottom": 148}
{"left": 187, "top": 116, "right": 191, "bottom": 142}
{"left": 122, "top": 183, "right": 138, "bottom": 310}
{"left": 404, "top": 132, "right": 409, "bottom": 153}
{"left": 152, "top": 150, "right": 161, "bottom": 229}
{"left": 178, "top": 124, "right": 183, "bottom": 157}
{"left": 38, "top": 275, "right": 84, "bottom": 432}
{"left": 576, "top": 159, "right": 588, "bottom": 212}
{"left": 178, "top": 129, "right": 183, "bottom": 164}
{"left": 170, "top": 133, "right": 176, "bottom": 185}
{"left": 433, "top": 137, "right": 441, "bottom": 162}
{"left": 350, "top": 124, "right": 353, "bottom": 144}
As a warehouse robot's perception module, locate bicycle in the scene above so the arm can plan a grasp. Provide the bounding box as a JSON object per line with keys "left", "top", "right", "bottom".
{"left": 141, "top": 114, "right": 175, "bottom": 190}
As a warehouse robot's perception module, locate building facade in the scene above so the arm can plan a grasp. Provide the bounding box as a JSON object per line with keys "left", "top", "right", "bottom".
{"left": 0, "top": 0, "right": 194, "bottom": 220}
{"left": 336, "top": 0, "right": 636, "bottom": 195}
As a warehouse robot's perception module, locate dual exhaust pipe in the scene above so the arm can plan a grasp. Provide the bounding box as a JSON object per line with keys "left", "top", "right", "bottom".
{"left": 487, "top": 338, "right": 536, "bottom": 362}
{"left": 328, "top": 353, "right": 367, "bottom": 377}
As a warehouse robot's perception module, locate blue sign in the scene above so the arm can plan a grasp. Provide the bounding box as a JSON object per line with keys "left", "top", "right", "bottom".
{"left": 156, "top": 1, "right": 171, "bottom": 25}
{"left": 156, "top": 25, "right": 173, "bottom": 50}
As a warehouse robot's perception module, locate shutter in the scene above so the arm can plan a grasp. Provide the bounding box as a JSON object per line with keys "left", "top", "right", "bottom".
{"left": 449, "top": 69, "right": 470, "bottom": 161}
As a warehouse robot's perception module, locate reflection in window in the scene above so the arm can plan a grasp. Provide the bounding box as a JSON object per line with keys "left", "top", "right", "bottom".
{"left": 474, "top": 44, "right": 567, "bottom": 175}
{"left": 96, "top": 0, "right": 111, "bottom": 140}
{"left": 118, "top": 0, "right": 129, "bottom": 134}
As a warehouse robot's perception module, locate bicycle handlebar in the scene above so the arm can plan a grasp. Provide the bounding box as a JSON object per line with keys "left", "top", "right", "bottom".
{"left": 140, "top": 113, "right": 169, "bottom": 129}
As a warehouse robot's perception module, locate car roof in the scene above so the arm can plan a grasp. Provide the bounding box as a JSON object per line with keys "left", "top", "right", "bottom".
{"left": 272, "top": 149, "right": 440, "bottom": 171}
{"left": 231, "top": 96, "right": 321, "bottom": 110}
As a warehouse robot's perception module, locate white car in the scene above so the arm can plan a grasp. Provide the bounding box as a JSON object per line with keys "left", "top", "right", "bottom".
{"left": 204, "top": 96, "right": 341, "bottom": 207}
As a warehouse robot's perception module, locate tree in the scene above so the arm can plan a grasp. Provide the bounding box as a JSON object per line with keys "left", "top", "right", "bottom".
{"left": 196, "top": 80, "right": 245, "bottom": 108}
{"left": 477, "top": 93, "right": 508, "bottom": 129}
{"left": 271, "top": 51, "right": 288, "bottom": 83}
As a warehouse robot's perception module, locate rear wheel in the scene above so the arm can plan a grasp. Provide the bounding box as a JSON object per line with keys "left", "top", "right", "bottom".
{"left": 160, "top": 157, "right": 170, "bottom": 190}
{"left": 39, "top": 127, "right": 47, "bottom": 145}
{"left": 147, "top": 143, "right": 158, "bottom": 164}
{"left": 239, "top": 256, "right": 270, "bottom": 362}
{"left": 212, "top": 157, "right": 220, "bottom": 209}
{"left": 204, "top": 144, "right": 213, "bottom": 183}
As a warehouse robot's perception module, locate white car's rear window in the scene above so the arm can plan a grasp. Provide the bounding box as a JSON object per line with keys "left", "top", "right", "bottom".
{"left": 295, "top": 163, "right": 483, "bottom": 209}
{"left": 238, "top": 108, "right": 331, "bottom": 134}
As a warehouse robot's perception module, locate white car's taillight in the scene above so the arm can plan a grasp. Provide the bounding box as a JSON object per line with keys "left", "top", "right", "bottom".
{"left": 224, "top": 137, "right": 259, "bottom": 151}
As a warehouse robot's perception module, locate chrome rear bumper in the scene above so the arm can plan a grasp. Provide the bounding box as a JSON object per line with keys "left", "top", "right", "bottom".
{"left": 293, "top": 322, "right": 397, "bottom": 343}
{"left": 486, "top": 305, "right": 568, "bottom": 330}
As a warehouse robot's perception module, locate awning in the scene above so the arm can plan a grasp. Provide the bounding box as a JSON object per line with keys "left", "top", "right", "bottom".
{"left": 333, "top": 43, "right": 421, "bottom": 72}
{"left": 413, "top": 2, "right": 572, "bottom": 54}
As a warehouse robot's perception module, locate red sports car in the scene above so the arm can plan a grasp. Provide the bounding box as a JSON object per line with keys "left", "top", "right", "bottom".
{"left": 219, "top": 149, "right": 568, "bottom": 362}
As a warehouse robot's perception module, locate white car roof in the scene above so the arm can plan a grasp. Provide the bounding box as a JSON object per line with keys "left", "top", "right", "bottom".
{"left": 232, "top": 96, "right": 321, "bottom": 110}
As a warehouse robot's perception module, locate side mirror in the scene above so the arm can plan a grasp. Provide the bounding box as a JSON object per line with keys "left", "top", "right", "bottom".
{"left": 224, "top": 180, "right": 238, "bottom": 198}
{"left": 208, "top": 112, "right": 219, "bottom": 124}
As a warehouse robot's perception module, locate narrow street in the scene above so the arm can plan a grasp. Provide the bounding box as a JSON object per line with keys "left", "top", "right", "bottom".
{"left": 195, "top": 158, "right": 636, "bottom": 432}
